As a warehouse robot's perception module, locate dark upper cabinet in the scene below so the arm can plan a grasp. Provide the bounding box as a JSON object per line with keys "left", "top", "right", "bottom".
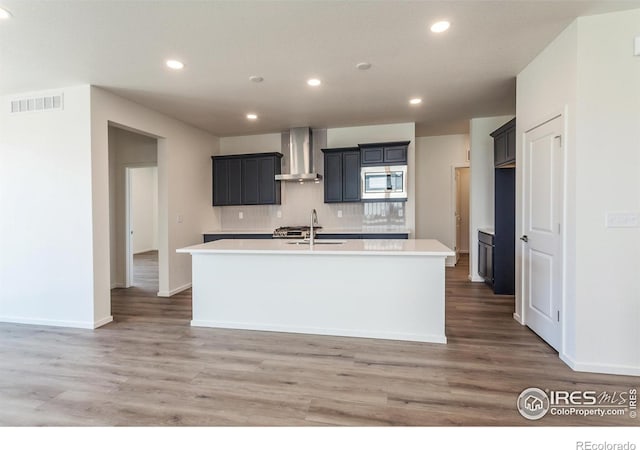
{"left": 358, "top": 141, "right": 409, "bottom": 166}
{"left": 322, "top": 147, "right": 361, "bottom": 203}
{"left": 241, "top": 157, "right": 259, "bottom": 205}
{"left": 212, "top": 153, "right": 282, "bottom": 206}
{"left": 213, "top": 157, "right": 243, "bottom": 206}
{"left": 342, "top": 151, "right": 361, "bottom": 202}
{"left": 491, "top": 118, "right": 516, "bottom": 167}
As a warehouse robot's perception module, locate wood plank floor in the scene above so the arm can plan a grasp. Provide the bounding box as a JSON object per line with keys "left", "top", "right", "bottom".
{"left": 0, "top": 251, "right": 636, "bottom": 426}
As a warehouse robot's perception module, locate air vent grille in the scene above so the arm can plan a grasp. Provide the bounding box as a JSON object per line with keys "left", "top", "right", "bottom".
{"left": 10, "top": 93, "right": 64, "bottom": 114}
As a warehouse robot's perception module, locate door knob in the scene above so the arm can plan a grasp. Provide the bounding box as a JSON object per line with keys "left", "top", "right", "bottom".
{"left": 520, "top": 235, "right": 528, "bottom": 242}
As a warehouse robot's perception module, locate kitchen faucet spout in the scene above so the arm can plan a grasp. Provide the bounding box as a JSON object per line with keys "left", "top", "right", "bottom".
{"left": 310, "top": 209, "right": 318, "bottom": 246}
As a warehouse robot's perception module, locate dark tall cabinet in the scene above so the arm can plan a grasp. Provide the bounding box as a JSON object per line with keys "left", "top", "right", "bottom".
{"left": 321, "top": 147, "right": 361, "bottom": 203}
{"left": 494, "top": 168, "right": 515, "bottom": 294}
{"left": 490, "top": 118, "right": 516, "bottom": 295}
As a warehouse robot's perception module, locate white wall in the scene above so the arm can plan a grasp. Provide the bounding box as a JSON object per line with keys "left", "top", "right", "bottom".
{"left": 415, "top": 134, "right": 469, "bottom": 266}
{"left": 0, "top": 85, "right": 97, "bottom": 328}
{"left": 517, "top": 9, "right": 640, "bottom": 375}
{"left": 573, "top": 10, "right": 639, "bottom": 374}
{"left": 108, "top": 126, "right": 158, "bottom": 287}
{"left": 214, "top": 123, "right": 416, "bottom": 234}
{"left": 468, "top": 115, "right": 514, "bottom": 282}
{"left": 92, "top": 87, "right": 219, "bottom": 323}
{"left": 131, "top": 167, "right": 158, "bottom": 254}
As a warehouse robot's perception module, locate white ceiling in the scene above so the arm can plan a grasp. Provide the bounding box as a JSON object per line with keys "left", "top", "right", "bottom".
{"left": 1, "top": 1, "right": 639, "bottom": 137}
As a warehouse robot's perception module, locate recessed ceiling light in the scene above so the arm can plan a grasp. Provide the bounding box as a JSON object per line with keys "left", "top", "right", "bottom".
{"left": 165, "top": 59, "right": 184, "bottom": 70}
{"left": 246, "top": 113, "right": 258, "bottom": 120}
{"left": 356, "top": 62, "right": 372, "bottom": 70}
{"left": 0, "top": 7, "right": 12, "bottom": 19}
{"left": 249, "top": 75, "right": 264, "bottom": 83}
{"left": 430, "top": 21, "right": 450, "bottom": 33}
{"left": 409, "top": 98, "right": 422, "bottom": 105}
{"left": 307, "top": 78, "right": 321, "bottom": 87}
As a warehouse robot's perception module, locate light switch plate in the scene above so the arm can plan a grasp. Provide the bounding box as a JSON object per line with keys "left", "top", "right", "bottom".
{"left": 176, "top": 215, "right": 183, "bottom": 223}
{"left": 276, "top": 210, "right": 282, "bottom": 219}
{"left": 606, "top": 211, "right": 640, "bottom": 228}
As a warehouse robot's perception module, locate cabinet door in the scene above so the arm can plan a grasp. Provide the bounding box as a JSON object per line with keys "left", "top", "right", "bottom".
{"left": 383, "top": 145, "right": 407, "bottom": 164}
{"left": 361, "top": 147, "right": 384, "bottom": 165}
{"left": 212, "top": 158, "right": 228, "bottom": 206}
{"left": 487, "top": 244, "right": 494, "bottom": 283}
{"left": 494, "top": 133, "right": 507, "bottom": 166}
{"left": 228, "top": 158, "right": 242, "bottom": 205}
{"left": 324, "top": 152, "right": 343, "bottom": 203}
{"left": 342, "top": 151, "right": 361, "bottom": 202}
{"left": 242, "top": 157, "right": 259, "bottom": 205}
{"left": 478, "top": 242, "right": 487, "bottom": 278}
{"left": 258, "top": 156, "right": 276, "bottom": 204}
{"left": 505, "top": 127, "right": 516, "bottom": 163}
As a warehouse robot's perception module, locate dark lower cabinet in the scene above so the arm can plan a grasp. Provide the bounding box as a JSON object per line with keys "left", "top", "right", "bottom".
{"left": 212, "top": 153, "right": 282, "bottom": 206}
{"left": 478, "top": 231, "right": 494, "bottom": 287}
{"left": 321, "top": 147, "right": 361, "bottom": 203}
{"left": 318, "top": 233, "right": 408, "bottom": 240}
{"left": 204, "top": 234, "right": 272, "bottom": 243}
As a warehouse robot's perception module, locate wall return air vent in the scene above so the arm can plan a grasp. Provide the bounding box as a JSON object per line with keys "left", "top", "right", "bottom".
{"left": 9, "top": 93, "right": 64, "bottom": 114}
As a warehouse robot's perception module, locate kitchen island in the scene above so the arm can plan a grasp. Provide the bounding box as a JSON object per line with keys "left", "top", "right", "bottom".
{"left": 177, "top": 239, "right": 454, "bottom": 344}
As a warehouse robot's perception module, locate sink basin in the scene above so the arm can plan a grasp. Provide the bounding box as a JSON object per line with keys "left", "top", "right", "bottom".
{"left": 286, "top": 240, "right": 347, "bottom": 245}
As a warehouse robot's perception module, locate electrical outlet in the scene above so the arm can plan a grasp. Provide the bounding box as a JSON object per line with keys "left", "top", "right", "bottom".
{"left": 238, "top": 211, "right": 244, "bottom": 220}
{"left": 337, "top": 210, "right": 342, "bottom": 218}
{"left": 606, "top": 211, "right": 639, "bottom": 228}
{"left": 276, "top": 210, "right": 282, "bottom": 219}
{"left": 176, "top": 215, "right": 183, "bottom": 223}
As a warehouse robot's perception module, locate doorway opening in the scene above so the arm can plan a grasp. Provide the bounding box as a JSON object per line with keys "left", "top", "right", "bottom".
{"left": 454, "top": 166, "right": 470, "bottom": 264}
{"left": 108, "top": 125, "right": 159, "bottom": 297}
{"left": 126, "top": 166, "right": 159, "bottom": 290}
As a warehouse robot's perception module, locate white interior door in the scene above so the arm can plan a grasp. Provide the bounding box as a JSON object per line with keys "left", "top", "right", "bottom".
{"left": 522, "top": 116, "right": 563, "bottom": 350}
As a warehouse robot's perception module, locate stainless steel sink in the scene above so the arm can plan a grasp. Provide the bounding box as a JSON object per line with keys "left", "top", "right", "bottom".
{"left": 286, "top": 240, "right": 346, "bottom": 245}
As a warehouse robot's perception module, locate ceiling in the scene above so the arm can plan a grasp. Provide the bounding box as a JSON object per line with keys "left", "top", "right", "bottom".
{"left": 1, "top": 1, "right": 639, "bottom": 137}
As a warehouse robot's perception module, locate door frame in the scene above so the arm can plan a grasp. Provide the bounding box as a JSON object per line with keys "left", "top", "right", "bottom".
{"left": 450, "top": 163, "right": 470, "bottom": 263}
{"left": 517, "top": 110, "right": 567, "bottom": 354}
{"left": 124, "top": 163, "right": 158, "bottom": 288}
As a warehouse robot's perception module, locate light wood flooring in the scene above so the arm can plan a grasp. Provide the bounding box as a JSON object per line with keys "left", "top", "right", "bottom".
{"left": 0, "top": 251, "right": 637, "bottom": 426}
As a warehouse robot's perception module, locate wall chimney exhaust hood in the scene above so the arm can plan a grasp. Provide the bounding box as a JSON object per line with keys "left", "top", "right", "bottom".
{"left": 275, "top": 127, "right": 322, "bottom": 182}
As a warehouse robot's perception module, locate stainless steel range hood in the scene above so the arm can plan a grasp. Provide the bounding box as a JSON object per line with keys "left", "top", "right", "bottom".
{"left": 275, "top": 127, "right": 322, "bottom": 182}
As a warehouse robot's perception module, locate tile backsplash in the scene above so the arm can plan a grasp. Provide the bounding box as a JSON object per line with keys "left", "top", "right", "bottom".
{"left": 219, "top": 181, "right": 407, "bottom": 232}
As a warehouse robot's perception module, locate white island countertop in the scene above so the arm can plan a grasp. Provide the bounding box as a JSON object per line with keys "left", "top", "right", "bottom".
{"left": 178, "top": 238, "right": 454, "bottom": 257}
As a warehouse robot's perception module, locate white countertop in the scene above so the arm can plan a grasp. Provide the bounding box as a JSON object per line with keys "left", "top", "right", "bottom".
{"left": 478, "top": 228, "right": 495, "bottom": 235}
{"left": 178, "top": 238, "right": 453, "bottom": 257}
{"left": 203, "top": 229, "right": 411, "bottom": 235}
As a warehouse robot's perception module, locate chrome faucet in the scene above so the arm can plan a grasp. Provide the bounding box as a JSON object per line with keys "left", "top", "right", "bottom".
{"left": 310, "top": 209, "right": 318, "bottom": 245}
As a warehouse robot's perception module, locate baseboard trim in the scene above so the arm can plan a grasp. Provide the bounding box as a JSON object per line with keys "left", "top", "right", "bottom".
{"left": 158, "top": 283, "right": 192, "bottom": 297}
{"left": 94, "top": 316, "right": 113, "bottom": 328}
{"left": 0, "top": 315, "right": 95, "bottom": 329}
{"left": 190, "top": 319, "right": 447, "bottom": 344}
{"left": 513, "top": 312, "right": 524, "bottom": 325}
{"left": 560, "top": 352, "right": 640, "bottom": 376}
{"left": 470, "top": 274, "right": 484, "bottom": 282}
{"left": 110, "top": 282, "right": 126, "bottom": 289}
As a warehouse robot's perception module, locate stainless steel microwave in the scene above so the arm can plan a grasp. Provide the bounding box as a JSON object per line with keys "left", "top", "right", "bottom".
{"left": 361, "top": 165, "right": 407, "bottom": 200}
